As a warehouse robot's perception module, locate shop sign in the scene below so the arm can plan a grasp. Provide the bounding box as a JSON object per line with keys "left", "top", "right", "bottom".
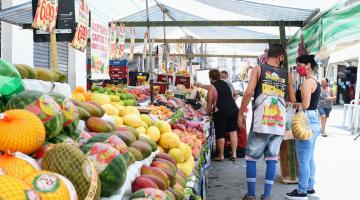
{"left": 71, "top": 0, "right": 89, "bottom": 51}
{"left": 129, "top": 27, "right": 136, "bottom": 61}
{"left": 109, "top": 23, "right": 116, "bottom": 59}
{"left": 90, "top": 12, "right": 110, "bottom": 80}
{"left": 116, "top": 23, "right": 126, "bottom": 59}
{"left": 33, "top": 0, "right": 76, "bottom": 42}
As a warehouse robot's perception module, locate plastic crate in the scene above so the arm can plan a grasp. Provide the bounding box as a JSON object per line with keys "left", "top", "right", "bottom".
{"left": 157, "top": 74, "right": 174, "bottom": 83}
{"left": 175, "top": 76, "right": 190, "bottom": 88}
{"left": 109, "top": 59, "right": 128, "bottom": 66}
{"left": 109, "top": 66, "right": 128, "bottom": 73}
{"left": 154, "top": 82, "right": 167, "bottom": 94}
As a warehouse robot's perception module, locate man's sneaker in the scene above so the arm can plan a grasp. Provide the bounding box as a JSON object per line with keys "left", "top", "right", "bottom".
{"left": 285, "top": 189, "right": 308, "bottom": 200}
{"left": 261, "top": 195, "right": 271, "bottom": 200}
{"left": 242, "top": 194, "right": 256, "bottom": 200}
{"left": 307, "top": 189, "right": 316, "bottom": 196}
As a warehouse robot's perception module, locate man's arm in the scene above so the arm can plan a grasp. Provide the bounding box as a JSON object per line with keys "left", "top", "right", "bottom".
{"left": 239, "top": 66, "right": 260, "bottom": 114}
{"left": 287, "top": 72, "right": 297, "bottom": 103}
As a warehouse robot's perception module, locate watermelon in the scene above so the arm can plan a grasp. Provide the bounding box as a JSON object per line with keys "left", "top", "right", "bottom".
{"left": 50, "top": 93, "right": 80, "bottom": 135}
{"left": 81, "top": 142, "right": 127, "bottom": 197}
{"left": 0, "top": 98, "right": 4, "bottom": 112}
{"left": 84, "top": 133, "right": 129, "bottom": 161}
{"left": 48, "top": 134, "right": 77, "bottom": 145}
{"left": 6, "top": 91, "right": 64, "bottom": 138}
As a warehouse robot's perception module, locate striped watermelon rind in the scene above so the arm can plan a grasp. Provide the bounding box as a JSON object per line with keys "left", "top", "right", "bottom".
{"left": 81, "top": 143, "right": 128, "bottom": 197}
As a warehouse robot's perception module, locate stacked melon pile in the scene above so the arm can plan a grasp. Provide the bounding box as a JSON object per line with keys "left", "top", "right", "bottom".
{"left": 129, "top": 153, "right": 188, "bottom": 200}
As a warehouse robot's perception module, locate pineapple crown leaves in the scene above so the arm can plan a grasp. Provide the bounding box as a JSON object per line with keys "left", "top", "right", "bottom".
{"left": 270, "top": 97, "right": 278, "bottom": 105}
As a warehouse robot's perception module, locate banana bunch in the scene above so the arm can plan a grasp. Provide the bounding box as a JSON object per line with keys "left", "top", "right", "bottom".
{"left": 292, "top": 112, "right": 312, "bottom": 140}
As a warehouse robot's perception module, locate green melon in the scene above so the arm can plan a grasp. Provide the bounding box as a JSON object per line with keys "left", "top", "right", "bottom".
{"left": 51, "top": 70, "right": 67, "bottom": 83}
{"left": 14, "top": 64, "right": 38, "bottom": 79}
{"left": 6, "top": 91, "right": 64, "bottom": 138}
{"left": 14, "top": 65, "right": 28, "bottom": 79}
{"left": 41, "top": 144, "right": 101, "bottom": 200}
{"left": 81, "top": 142, "right": 127, "bottom": 197}
{"left": 50, "top": 93, "right": 80, "bottom": 135}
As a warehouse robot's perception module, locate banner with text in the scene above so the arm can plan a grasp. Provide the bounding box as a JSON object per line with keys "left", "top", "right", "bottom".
{"left": 32, "top": 0, "right": 58, "bottom": 33}
{"left": 116, "top": 24, "right": 126, "bottom": 59}
{"left": 109, "top": 23, "right": 116, "bottom": 59}
{"left": 91, "top": 13, "right": 110, "bottom": 80}
{"left": 71, "top": 0, "right": 89, "bottom": 51}
{"left": 129, "top": 27, "right": 136, "bottom": 61}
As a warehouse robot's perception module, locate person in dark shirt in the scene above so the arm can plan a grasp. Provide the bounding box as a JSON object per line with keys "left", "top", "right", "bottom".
{"left": 221, "top": 70, "right": 238, "bottom": 100}
{"left": 208, "top": 69, "right": 239, "bottom": 161}
{"left": 286, "top": 55, "right": 321, "bottom": 200}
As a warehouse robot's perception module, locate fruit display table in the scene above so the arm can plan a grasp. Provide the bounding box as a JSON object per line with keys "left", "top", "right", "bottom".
{"left": 22, "top": 79, "right": 72, "bottom": 97}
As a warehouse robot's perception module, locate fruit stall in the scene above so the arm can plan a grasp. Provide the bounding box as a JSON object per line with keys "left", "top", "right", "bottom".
{"left": 0, "top": 59, "right": 212, "bottom": 200}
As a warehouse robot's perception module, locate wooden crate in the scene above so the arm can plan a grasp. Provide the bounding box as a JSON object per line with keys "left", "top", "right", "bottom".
{"left": 279, "top": 140, "right": 299, "bottom": 184}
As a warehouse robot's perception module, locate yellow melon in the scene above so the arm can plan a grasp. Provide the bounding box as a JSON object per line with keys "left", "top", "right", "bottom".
{"left": 110, "top": 115, "right": 123, "bottom": 128}
{"left": 155, "top": 120, "right": 172, "bottom": 133}
{"left": 136, "top": 126, "right": 147, "bottom": 135}
{"left": 178, "top": 142, "right": 192, "bottom": 160}
{"left": 101, "top": 104, "right": 119, "bottom": 116}
{"left": 140, "top": 114, "right": 153, "bottom": 126}
{"left": 92, "top": 93, "right": 111, "bottom": 105}
{"left": 168, "top": 148, "right": 185, "bottom": 163}
{"left": 0, "top": 151, "right": 41, "bottom": 179}
{"left": 159, "top": 132, "right": 180, "bottom": 149}
{"left": 141, "top": 121, "right": 149, "bottom": 128}
{"left": 123, "top": 114, "right": 142, "bottom": 128}
{"left": 0, "top": 175, "right": 40, "bottom": 200}
{"left": 121, "top": 106, "right": 140, "bottom": 116}
{"left": 176, "top": 163, "right": 193, "bottom": 177}
{"left": 0, "top": 109, "right": 46, "bottom": 154}
{"left": 24, "top": 170, "right": 78, "bottom": 200}
{"left": 147, "top": 126, "right": 161, "bottom": 142}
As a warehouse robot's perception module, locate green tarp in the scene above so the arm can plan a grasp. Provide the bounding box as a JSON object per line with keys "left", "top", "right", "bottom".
{"left": 288, "top": 2, "right": 360, "bottom": 67}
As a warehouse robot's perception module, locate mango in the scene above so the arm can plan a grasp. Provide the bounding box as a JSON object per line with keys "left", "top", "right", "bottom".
{"left": 165, "top": 190, "right": 176, "bottom": 200}
{"left": 77, "top": 106, "right": 90, "bottom": 120}
{"left": 139, "top": 135, "right": 158, "bottom": 152}
{"left": 35, "top": 67, "right": 58, "bottom": 82}
{"left": 141, "top": 166, "right": 170, "bottom": 188}
{"left": 151, "top": 160, "right": 176, "bottom": 176}
{"left": 72, "top": 100, "right": 104, "bottom": 117}
{"left": 172, "top": 183, "right": 185, "bottom": 200}
{"left": 128, "top": 147, "right": 143, "bottom": 161}
{"left": 131, "top": 176, "right": 159, "bottom": 193}
{"left": 85, "top": 101, "right": 105, "bottom": 116}
{"left": 175, "top": 170, "right": 187, "bottom": 188}
{"left": 130, "top": 141, "right": 152, "bottom": 158}
{"left": 51, "top": 70, "right": 67, "bottom": 83}
{"left": 140, "top": 175, "right": 167, "bottom": 190}
{"left": 86, "top": 117, "right": 113, "bottom": 133}
{"left": 155, "top": 153, "right": 177, "bottom": 166}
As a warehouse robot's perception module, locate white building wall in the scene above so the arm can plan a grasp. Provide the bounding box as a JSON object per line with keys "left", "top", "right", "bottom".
{"left": 1, "top": 0, "right": 33, "bottom": 66}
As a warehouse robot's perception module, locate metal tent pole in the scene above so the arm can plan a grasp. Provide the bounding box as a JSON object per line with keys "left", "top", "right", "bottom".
{"left": 145, "top": 0, "right": 154, "bottom": 104}
{"left": 163, "top": 11, "right": 169, "bottom": 88}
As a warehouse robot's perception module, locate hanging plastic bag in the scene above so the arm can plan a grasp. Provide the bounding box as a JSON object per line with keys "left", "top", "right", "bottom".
{"left": 0, "top": 59, "right": 25, "bottom": 102}
{"left": 292, "top": 106, "right": 313, "bottom": 140}
{"left": 284, "top": 104, "right": 295, "bottom": 140}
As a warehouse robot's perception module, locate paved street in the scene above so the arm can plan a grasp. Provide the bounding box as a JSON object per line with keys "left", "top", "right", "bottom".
{"left": 207, "top": 106, "right": 360, "bottom": 200}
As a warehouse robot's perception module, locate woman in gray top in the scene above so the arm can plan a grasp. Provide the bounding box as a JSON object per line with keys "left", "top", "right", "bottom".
{"left": 318, "top": 78, "right": 336, "bottom": 137}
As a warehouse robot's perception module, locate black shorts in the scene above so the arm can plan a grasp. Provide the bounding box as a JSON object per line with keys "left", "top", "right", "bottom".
{"left": 213, "top": 112, "right": 239, "bottom": 139}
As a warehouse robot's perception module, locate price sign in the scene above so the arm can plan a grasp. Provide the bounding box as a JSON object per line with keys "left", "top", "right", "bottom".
{"left": 32, "top": 0, "right": 58, "bottom": 33}
{"left": 71, "top": 0, "right": 89, "bottom": 52}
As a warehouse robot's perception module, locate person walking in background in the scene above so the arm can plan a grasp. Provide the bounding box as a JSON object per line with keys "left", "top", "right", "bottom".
{"left": 221, "top": 70, "right": 238, "bottom": 100}
{"left": 285, "top": 55, "right": 321, "bottom": 200}
{"left": 238, "top": 44, "right": 296, "bottom": 200}
{"left": 318, "top": 78, "right": 336, "bottom": 137}
{"left": 195, "top": 69, "right": 239, "bottom": 161}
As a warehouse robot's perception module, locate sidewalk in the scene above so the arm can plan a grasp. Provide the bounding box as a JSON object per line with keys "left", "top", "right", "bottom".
{"left": 207, "top": 105, "right": 360, "bottom": 200}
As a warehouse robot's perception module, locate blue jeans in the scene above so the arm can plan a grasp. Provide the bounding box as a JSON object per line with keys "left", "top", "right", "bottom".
{"left": 295, "top": 110, "right": 321, "bottom": 193}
